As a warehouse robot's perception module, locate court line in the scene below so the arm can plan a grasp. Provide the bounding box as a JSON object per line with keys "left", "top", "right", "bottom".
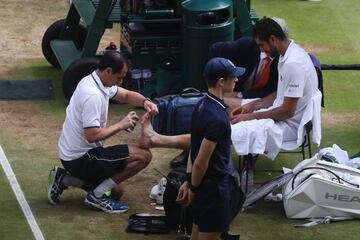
{"left": 0, "top": 145, "right": 45, "bottom": 240}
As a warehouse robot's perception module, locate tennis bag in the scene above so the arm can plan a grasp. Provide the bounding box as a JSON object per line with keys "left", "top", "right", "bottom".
{"left": 162, "top": 166, "right": 191, "bottom": 232}
{"left": 163, "top": 166, "right": 245, "bottom": 237}
{"left": 126, "top": 213, "right": 169, "bottom": 234}
{"left": 151, "top": 88, "right": 205, "bottom": 135}
{"left": 283, "top": 155, "right": 360, "bottom": 219}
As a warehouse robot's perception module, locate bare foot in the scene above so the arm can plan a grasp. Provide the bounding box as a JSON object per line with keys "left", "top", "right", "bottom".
{"left": 139, "top": 112, "right": 157, "bottom": 149}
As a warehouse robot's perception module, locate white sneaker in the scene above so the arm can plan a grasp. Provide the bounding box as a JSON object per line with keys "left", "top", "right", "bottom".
{"left": 149, "top": 177, "right": 167, "bottom": 205}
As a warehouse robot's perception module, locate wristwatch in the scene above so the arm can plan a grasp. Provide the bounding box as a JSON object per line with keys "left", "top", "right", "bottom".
{"left": 190, "top": 184, "right": 199, "bottom": 193}
{"left": 142, "top": 97, "right": 151, "bottom": 105}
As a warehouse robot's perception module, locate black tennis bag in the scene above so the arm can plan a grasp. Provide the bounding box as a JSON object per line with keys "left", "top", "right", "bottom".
{"left": 163, "top": 166, "right": 245, "bottom": 238}
{"left": 162, "top": 166, "right": 190, "bottom": 231}
{"left": 126, "top": 213, "right": 169, "bottom": 234}
{"left": 151, "top": 88, "right": 205, "bottom": 135}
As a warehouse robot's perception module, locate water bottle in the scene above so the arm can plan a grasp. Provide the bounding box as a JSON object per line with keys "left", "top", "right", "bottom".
{"left": 141, "top": 69, "right": 152, "bottom": 90}
{"left": 131, "top": 69, "right": 142, "bottom": 93}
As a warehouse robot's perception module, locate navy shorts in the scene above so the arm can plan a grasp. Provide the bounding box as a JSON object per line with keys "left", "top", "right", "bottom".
{"left": 192, "top": 177, "right": 230, "bottom": 233}
{"left": 61, "top": 145, "right": 129, "bottom": 185}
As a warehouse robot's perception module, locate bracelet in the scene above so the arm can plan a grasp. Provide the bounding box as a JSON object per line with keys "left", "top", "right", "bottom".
{"left": 190, "top": 184, "right": 199, "bottom": 193}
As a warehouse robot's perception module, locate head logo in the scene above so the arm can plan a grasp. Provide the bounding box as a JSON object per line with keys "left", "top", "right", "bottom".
{"left": 325, "top": 193, "right": 360, "bottom": 203}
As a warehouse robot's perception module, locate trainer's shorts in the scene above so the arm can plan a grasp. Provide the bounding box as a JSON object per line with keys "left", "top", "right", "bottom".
{"left": 61, "top": 145, "right": 129, "bottom": 185}
{"left": 192, "top": 177, "right": 230, "bottom": 233}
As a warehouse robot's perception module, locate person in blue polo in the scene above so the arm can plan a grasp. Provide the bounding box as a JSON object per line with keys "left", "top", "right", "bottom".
{"left": 176, "top": 57, "right": 245, "bottom": 240}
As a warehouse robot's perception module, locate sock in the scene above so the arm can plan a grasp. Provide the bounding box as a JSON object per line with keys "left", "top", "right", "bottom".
{"left": 93, "top": 178, "right": 117, "bottom": 198}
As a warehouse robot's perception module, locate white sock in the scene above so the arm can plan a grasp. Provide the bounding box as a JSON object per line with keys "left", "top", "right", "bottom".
{"left": 93, "top": 178, "right": 117, "bottom": 198}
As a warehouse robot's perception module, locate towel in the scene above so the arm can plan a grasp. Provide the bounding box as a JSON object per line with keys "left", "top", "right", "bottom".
{"left": 231, "top": 119, "right": 283, "bottom": 160}
{"left": 231, "top": 90, "right": 322, "bottom": 159}
{"left": 281, "top": 90, "right": 322, "bottom": 150}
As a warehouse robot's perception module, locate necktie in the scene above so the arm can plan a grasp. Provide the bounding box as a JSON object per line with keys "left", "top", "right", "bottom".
{"left": 252, "top": 57, "right": 271, "bottom": 90}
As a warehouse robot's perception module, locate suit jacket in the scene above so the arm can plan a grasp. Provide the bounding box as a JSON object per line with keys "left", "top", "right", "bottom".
{"left": 208, "top": 37, "right": 278, "bottom": 99}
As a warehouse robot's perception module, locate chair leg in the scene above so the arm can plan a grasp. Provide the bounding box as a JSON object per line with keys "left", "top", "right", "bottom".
{"left": 307, "top": 134, "right": 312, "bottom": 158}
{"left": 240, "top": 154, "right": 256, "bottom": 195}
{"left": 301, "top": 143, "right": 306, "bottom": 160}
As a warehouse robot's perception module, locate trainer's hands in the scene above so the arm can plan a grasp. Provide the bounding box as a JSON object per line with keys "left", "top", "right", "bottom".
{"left": 230, "top": 101, "right": 257, "bottom": 124}
{"left": 143, "top": 99, "right": 158, "bottom": 116}
{"left": 231, "top": 101, "right": 256, "bottom": 116}
{"left": 120, "top": 111, "right": 139, "bottom": 131}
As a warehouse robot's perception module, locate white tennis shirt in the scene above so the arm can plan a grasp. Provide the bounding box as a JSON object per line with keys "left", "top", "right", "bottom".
{"left": 274, "top": 40, "right": 318, "bottom": 140}
{"left": 59, "top": 71, "right": 118, "bottom": 161}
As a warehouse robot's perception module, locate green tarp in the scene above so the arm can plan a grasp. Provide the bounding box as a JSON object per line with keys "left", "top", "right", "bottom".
{"left": 0, "top": 80, "right": 53, "bottom": 100}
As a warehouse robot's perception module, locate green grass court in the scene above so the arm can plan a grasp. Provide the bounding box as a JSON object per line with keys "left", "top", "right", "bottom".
{"left": 1, "top": 0, "right": 360, "bottom": 239}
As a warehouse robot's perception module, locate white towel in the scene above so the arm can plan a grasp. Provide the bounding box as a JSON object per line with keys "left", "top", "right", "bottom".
{"left": 281, "top": 90, "right": 322, "bottom": 151}
{"left": 231, "top": 119, "right": 283, "bottom": 160}
{"left": 231, "top": 90, "right": 322, "bottom": 159}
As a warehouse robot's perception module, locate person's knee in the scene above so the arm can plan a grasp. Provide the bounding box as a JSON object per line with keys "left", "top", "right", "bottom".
{"left": 128, "top": 145, "right": 152, "bottom": 167}
{"left": 134, "top": 149, "right": 152, "bottom": 167}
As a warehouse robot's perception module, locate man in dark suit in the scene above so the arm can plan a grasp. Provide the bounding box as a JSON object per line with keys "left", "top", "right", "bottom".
{"left": 208, "top": 37, "right": 279, "bottom": 112}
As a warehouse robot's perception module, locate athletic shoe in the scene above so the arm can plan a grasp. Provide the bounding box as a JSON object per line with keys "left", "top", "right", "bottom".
{"left": 84, "top": 191, "right": 129, "bottom": 213}
{"left": 48, "top": 166, "right": 68, "bottom": 205}
{"left": 149, "top": 177, "right": 167, "bottom": 205}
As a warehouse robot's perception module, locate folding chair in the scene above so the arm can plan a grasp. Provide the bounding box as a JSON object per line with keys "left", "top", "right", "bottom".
{"left": 279, "top": 121, "right": 313, "bottom": 160}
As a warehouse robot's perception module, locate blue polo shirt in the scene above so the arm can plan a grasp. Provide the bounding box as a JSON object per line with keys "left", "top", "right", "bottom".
{"left": 190, "top": 92, "right": 231, "bottom": 180}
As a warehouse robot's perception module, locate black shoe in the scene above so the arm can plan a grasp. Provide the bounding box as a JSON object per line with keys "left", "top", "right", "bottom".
{"left": 170, "top": 150, "right": 189, "bottom": 168}
{"left": 48, "top": 166, "right": 68, "bottom": 205}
